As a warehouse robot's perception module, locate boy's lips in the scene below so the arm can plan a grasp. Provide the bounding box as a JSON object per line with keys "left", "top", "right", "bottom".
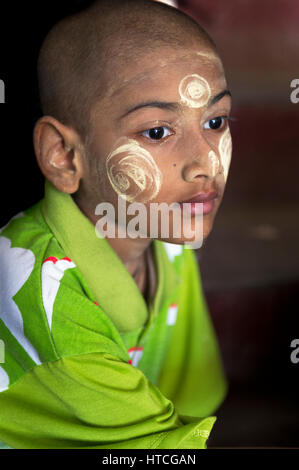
{"left": 181, "top": 190, "right": 219, "bottom": 204}
{"left": 179, "top": 191, "right": 219, "bottom": 215}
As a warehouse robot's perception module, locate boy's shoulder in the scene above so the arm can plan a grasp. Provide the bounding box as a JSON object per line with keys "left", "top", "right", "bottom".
{"left": 0, "top": 203, "right": 83, "bottom": 305}
{"left": 0, "top": 204, "right": 129, "bottom": 390}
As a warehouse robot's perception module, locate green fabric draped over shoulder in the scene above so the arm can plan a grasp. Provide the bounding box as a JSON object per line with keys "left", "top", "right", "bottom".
{"left": 0, "top": 181, "right": 227, "bottom": 449}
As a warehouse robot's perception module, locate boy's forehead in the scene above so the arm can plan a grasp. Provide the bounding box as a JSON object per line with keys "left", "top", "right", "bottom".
{"left": 100, "top": 46, "right": 226, "bottom": 110}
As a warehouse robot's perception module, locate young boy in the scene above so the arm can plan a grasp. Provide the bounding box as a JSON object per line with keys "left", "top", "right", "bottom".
{"left": 0, "top": 0, "right": 232, "bottom": 449}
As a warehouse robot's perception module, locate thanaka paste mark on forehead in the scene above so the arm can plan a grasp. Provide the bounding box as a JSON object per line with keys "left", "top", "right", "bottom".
{"left": 179, "top": 74, "right": 211, "bottom": 108}
{"left": 196, "top": 50, "right": 221, "bottom": 62}
{"left": 104, "top": 48, "right": 222, "bottom": 102}
{"left": 106, "top": 137, "right": 162, "bottom": 203}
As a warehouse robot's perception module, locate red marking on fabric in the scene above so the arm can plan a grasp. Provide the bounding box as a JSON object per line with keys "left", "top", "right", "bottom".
{"left": 128, "top": 346, "right": 144, "bottom": 353}
{"left": 43, "top": 256, "right": 73, "bottom": 264}
{"left": 43, "top": 256, "right": 58, "bottom": 264}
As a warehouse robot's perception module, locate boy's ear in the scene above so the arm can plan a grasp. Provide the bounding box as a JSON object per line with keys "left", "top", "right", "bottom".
{"left": 33, "top": 116, "right": 85, "bottom": 194}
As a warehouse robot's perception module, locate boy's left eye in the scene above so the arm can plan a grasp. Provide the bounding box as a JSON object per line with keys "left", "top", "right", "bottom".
{"left": 141, "top": 126, "right": 172, "bottom": 140}
{"left": 203, "top": 116, "right": 226, "bottom": 130}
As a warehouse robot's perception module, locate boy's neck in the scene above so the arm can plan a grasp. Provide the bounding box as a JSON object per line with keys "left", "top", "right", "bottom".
{"left": 133, "top": 244, "right": 156, "bottom": 303}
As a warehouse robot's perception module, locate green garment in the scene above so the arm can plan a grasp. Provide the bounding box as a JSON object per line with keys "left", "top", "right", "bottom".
{"left": 0, "top": 180, "right": 227, "bottom": 449}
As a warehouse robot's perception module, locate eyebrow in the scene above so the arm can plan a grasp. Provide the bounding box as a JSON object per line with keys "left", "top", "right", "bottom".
{"left": 119, "top": 101, "right": 180, "bottom": 119}
{"left": 209, "top": 89, "right": 232, "bottom": 106}
{"left": 119, "top": 89, "right": 231, "bottom": 120}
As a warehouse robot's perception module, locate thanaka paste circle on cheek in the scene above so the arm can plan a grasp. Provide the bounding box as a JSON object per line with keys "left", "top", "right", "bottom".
{"left": 106, "top": 138, "right": 162, "bottom": 203}
{"left": 179, "top": 74, "right": 211, "bottom": 108}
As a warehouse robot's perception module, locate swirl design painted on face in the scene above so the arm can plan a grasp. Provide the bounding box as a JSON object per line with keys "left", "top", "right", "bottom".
{"left": 106, "top": 138, "right": 162, "bottom": 202}
{"left": 218, "top": 127, "right": 232, "bottom": 182}
{"left": 179, "top": 74, "right": 211, "bottom": 108}
{"left": 208, "top": 150, "right": 220, "bottom": 177}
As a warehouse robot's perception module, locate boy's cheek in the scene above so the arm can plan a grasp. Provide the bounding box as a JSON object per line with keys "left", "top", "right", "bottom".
{"left": 218, "top": 128, "right": 232, "bottom": 182}
{"left": 105, "top": 137, "right": 163, "bottom": 204}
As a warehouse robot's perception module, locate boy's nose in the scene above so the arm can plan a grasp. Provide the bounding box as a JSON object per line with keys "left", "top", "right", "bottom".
{"left": 182, "top": 145, "right": 221, "bottom": 183}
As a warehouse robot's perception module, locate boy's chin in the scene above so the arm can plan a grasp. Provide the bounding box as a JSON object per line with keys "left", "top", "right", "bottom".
{"left": 159, "top": 230, "right": 210, "bottom": 250}
{"left": 158, "top": 217, "right": 216, "bottom": 250}
{"left": 159, "top": 217, "right": 215, "bottom": 249}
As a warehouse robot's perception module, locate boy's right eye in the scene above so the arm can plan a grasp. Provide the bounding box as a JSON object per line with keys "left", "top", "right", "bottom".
{"left": 141, "top": 126, "right": 172, "bottom": 141}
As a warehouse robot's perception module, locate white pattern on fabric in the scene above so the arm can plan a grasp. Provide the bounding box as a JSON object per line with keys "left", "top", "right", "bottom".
{"left": 167, "top": 304, "right": 178, "bottom": 325}
{"left": 0, "top": 236, "right": 41, "bottom": 364}
{"left": 41, "top": 257, "right": 76, "bottom": 330}
{"left": 128, "top": 347, "right": 144, "bottom": 367}
{"left": 0, "top": 366, "right": 9, "bottom": 392}
{"left": 163, "top": 242, "right": 183, "bottom": 262}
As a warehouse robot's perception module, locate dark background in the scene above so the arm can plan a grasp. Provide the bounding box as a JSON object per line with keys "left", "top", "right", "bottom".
{"left": 1, "top": 0, "right": 299, "bottom": 448}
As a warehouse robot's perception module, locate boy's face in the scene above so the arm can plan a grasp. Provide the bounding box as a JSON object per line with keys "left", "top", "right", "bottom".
{"left": 80, "top": 43, "right": 232, "bottom": 246}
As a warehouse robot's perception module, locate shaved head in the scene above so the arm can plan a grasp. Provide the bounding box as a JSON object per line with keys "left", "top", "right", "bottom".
{"left": 37, "top": 0, "right": 217, "bottom": 138}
